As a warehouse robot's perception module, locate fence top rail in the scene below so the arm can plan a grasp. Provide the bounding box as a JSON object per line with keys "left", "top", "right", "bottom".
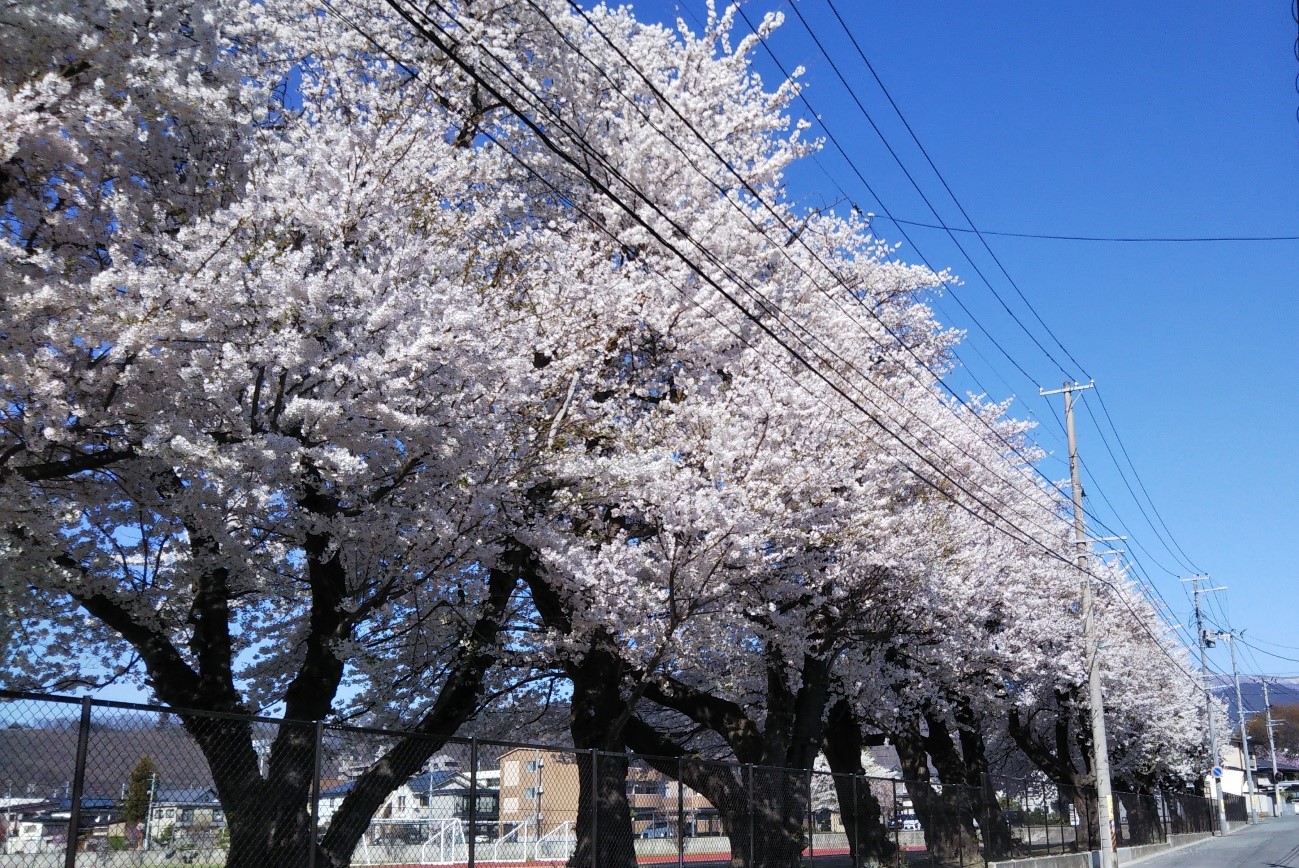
{"left": 1, "top": 687, "right": 317, "bottom": 728}
{"left": 0, "top": 688, "right": 1215, "bottom": 802}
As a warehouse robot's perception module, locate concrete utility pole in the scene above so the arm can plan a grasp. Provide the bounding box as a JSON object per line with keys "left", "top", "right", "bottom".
{"left": 1265, "top": 680, "right": 1281, "bottom": 817}
{"left": 1041, "top": 380, "right": 1116, "bottom": 868}
{"left": 1183, "top": 575, "right": 1229, "bottom": 833}
{"left": 1225, "top": 632, "right": 1260, "bottom": 823}
{"left": 143, "top": 771, "right": 157, "bottom": 851}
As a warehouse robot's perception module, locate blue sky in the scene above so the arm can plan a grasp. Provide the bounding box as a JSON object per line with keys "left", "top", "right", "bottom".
{"left": 628, "top": 0, "right": 1299, "bottom": 681}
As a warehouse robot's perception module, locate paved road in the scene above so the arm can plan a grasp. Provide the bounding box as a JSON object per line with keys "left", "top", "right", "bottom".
{"left": 1134, "top": 814, "right": 1299, "bottom": 867}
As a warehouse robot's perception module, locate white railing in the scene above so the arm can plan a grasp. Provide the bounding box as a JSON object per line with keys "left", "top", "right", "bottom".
{"left": 355, "top": 818, "right": 468, "bottom": 866}
{"left": 490, "top": 819, "right": 575, "bottom": 863}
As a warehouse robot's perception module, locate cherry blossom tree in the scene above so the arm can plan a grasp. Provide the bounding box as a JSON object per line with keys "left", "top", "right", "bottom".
{"left": 1, "top": 3, "right": 556, "bottom": 865}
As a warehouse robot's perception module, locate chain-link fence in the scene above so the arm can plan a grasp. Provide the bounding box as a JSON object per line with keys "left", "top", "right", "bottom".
{"left": 0, "top": 691, "right": 1226, "bottom": 868}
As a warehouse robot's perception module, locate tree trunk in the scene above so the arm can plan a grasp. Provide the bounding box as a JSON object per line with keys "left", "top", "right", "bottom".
{"left": 180, "top": 715, "right": 315, "bottom": 868}
{"left": 317, "top": 557, "right": 518, "bottom": 868}
{"left": 634, "top": 652, "right": 831, "bottom": 868}
{"left": 1116, "top": 789, "right": 1159, "bottom": 846}
{"left": 894, "top": 721, "right": 982, "bottom": 867}
{"left": 142, "top": 546, "right": 519, "bottom": 868}
{"left": 1006, "top": 698, "right": 1098, "bottom": 854}
{"left": 1059, "top": 782, "right": 1099, "bottom": 853}
{"left": 568, "top": 750, "right": 637, "bottom": 868}
{"left": 953, "top": 706, "right": 1015, "bottom": 860}
{"left": 822, "top": 700, "right": 895, "bottom": 866}
{"left": 567, "top": 634, "right": 637, "bottom": 868}
{"left": 622, "top": 718, "right": 807, "bottom": 868}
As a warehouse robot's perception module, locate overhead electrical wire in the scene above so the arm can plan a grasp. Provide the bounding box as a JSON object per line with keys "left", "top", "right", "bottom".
{"left": 526, "top": 0, "right": 1118, "bottom": 546}
{"left": 376, "top": 0, "right": 1074, "bottom": 547}
{"left": 1246, "top": 636, "right": 1299, "bottom": 653}
{"left": 781, "top": 0, "right": 1213, "bottom": 642}
{"left": 551, "top": 0, "right": 1205, "bottom": 625}
{"left": 340, "top": 0, "right": 1214, "bottom": 688}
{"left": 874, "top": 216, "right": 1299, "bottom": 244}
{"left": 725, "top": 7, "right": 1045, "bottom": 390}
{"left": 407, "top": 0, "right": 1215, "bottom": 687}
{"left": 816, "top": 0, "right": 1089, "bottom": 380}
{"left": 1238, "top": 637, "right": 1299, "bottom": 668}
{"left": 779, "top": 1, "right": 1077, "bottom": 382}
{"left": 795, "top": 11, "right": 1188, "bottom": 575}
{"left": 452, "top": 3, "right": 1200, "bottom": 680}
{"left": 1090, "top": 387, "right": 1207, "bottom": 574}
{"left": 707, "top": 3, "right": 1213, "bottom": 677}
{"left": 717, "top": 4, "right": 1148, "bottom": 557}
{"left": 762, "top": 2, "right": 1209, "bottom": 574}
{"left": 1240, "top": 642, "right": 1275, "bottom": 684}
{"left": 1076, "top": 394, "right": 1201, "bottom": 577}
{"left": 673, "top": 5, "right": 1152, "bottom": 548}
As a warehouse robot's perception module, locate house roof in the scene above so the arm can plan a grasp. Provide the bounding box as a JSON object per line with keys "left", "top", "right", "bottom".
{"left": 320, "top": 780, "right": 355, "bottom": 798}
{"left": 320, "top": 768, "right": 481, "bottom": 800}
{"left": 1256, "top": 752, "right": 1299, "bottom": 773}
{"left": 154, "top": 787, "right": 220, "bottom": 805}
{"left": 405, "top": 770, "right": 462, "bottom": 793}
{"left": 45, "top": 796, "right": 118, "bottom": 812}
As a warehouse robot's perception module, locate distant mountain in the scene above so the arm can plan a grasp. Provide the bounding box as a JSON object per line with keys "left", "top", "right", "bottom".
{"left": 1206, "top": 674, "right": 1299, "bottom": 723}
{"left": 0, "top": 722, "right": 212, "bottom": 799}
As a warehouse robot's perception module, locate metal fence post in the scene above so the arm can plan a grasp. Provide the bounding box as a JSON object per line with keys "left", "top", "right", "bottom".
{"left": 958, "top": 784, "right": 965, "bottom": 867}
{"left": 746, "top": 764, "right": 755, "bottom": 868}
{"left": 676, "top": 757, "right": 685, "bottom": 868}
{"left": 590, "top": 749, "right": 599, "bottom": 868}
{"left": 806, "top": 768, "right": 815, "bottom": 862}
{"left": 1037, "top": 780, "right": 1049, "bottom": 854}
{"left": 64, "top": 696, "right": 93, "bottom": 868}
{"left": 892, "top": 779, "right": 900, "bottom": 868}
{"left": 468, "top": 738, "right": 478, "bottom": 868}
{"left": 851, "top": 774, "right": 860, "bottom": 868}
{"left": 1167, "top": 789, "right": 1174, "bottom": 840}
{"left": 309, "top": 721, "right": 323, "bottom": 868}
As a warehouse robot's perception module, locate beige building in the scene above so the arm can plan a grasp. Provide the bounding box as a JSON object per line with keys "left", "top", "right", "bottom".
{"left": 498, "top": 749, "right": 579, "bottom": 840}
{"left": 496, "top": 749, "right": 722, "bottom": 840}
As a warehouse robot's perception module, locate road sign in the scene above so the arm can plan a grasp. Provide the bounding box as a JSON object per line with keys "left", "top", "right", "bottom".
{"left": 1212, "top": 766, "right": 1223, "bottom": 778}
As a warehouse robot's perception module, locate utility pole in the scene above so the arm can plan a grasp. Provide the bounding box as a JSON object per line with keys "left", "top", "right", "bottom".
{"left": 1224, "top": 632, "right": 1260, "bottom": 823}
{"left": 1183, "top": 575, "right": 1229, "bottom": 832}
{"left": 1042, "top": 380, "right": 1115, "bottom": 868}
{"left": 1265, "top": 680, "right": 1281, "bottom": 817}
{"left": 143, "top": 772, "right": 157, "bottom": 851}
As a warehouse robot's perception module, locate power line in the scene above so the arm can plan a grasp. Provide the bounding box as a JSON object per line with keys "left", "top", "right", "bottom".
{"left": 1090, "top": 388, "right": 1205, "bottom": 573}
{"left": 534, "top": 0, "right": 1208, "bottom": 599}
{"left": 1246, "top": 636, "right": 1299, "bottom": 653}
{"left": 875, "top": 215, "right": 1299, "bottom": 244}
{"left": 1238, "top": 637, "right": 1299, "bottom": 668}
{"left": 363, "top": 0, "right": 1209, "bottom": 689}
{"left": 776, "top": 1, "right": 1213, "bottom": 600}
{"left": 523, "top": 0, "right": 1116, "bottom": 546}
{"left": 815, "top": 0, "right": 1091, "bottom": 379}
{"left": 730, "top": 4, "right": 1047, "bottom": 389}
{"left": 731, "top": 3, "right": 1200, "bottom": 586}
{"left": 380, "top": 0, "right": 1067, "bottom": 545}
{"left": 1076, "top": 394, "right": 1198, "bottom": 576}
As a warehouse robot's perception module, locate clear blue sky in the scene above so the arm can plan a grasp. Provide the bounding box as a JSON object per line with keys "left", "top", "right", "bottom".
{"left": 629, "top": 0, "right": 1299, "bottom": 681}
